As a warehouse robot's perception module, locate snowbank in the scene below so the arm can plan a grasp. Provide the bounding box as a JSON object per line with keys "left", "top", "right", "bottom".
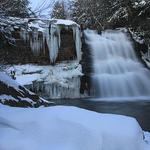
{"left": 0, "top": 105, "right": 149, "bottom": 150}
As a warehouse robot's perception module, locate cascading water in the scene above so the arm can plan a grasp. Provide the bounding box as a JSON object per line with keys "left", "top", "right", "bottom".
{"left": 84, "top": 29, "right": 150, "bottom": 100}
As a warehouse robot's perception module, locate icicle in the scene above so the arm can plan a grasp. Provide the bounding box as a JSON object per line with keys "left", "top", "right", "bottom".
{"left": 20, "top": 29, "right": 28, "bottom": 43}
{"left": 57, "top": 27, "right": 61, "bottom": 48}
{"left": 73, "top": 26, "right": 81, "bottom": 62}
{"left": 29, "top": 76, "right": 82, "bottom": 99}
{"left": 20, "top": 19, "right": 82, "bottom": 64}
{"left": 33, "top": 29, "right": 41, "bottom": 55}
{"left": 49, "top": 25, "right": 60, "bottom": 63}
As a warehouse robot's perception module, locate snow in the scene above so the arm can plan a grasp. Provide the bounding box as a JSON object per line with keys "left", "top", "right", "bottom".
{"left": 144, "top": 132, "right": 150, "bottom": 144}
{"left": 133, "top": 0, "right": 149, "bottom": 15}
{"left": 0, "top": 95, "right": 35, "bottom": 104}
{"left": 0, "top": 95, "right": 17, "bottom": 103}
{"left": 6, "top": 62, "right": 82, "bottom": 86}
{"left": 108, "top": 7, "right": 129, "bottom": 22}
{"left": 0, "top": 105, "right": 149, "bottom": 150}
{"left": 140, "top": 0, "right": 146, "bottom": 5}
{"left": 0, "top": 72, "right": 19, "bottom": 90}
{"left": 5, "top": 63, "right": 83, "bottom": 99}
{"left": 133, "top": 0, "right": 147, "bottom": 8}
{"left": 129, "top": 28, "right": 144, "bottom": 44}
{"left": 54, "top": 19, "right": 78, "bottom": 26}
{"left": 0, "top": 70, "right": 51, "bottom": 107}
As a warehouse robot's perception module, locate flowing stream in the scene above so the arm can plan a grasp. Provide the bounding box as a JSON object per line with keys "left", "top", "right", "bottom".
{"left": 84, "top": 29, "right": 150, "bottom": 99}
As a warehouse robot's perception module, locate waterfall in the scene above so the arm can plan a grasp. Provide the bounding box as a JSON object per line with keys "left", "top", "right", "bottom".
{"left": 85, "top": 29, "right": 150, "bottom": 99}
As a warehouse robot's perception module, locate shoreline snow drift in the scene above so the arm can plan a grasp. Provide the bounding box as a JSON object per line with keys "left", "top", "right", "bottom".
{"left": 0, "top": 105, "right": 149, "bottom": 150}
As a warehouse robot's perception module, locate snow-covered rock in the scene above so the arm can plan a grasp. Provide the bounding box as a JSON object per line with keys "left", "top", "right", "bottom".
{"left": 5, "top": 62, "right": 84, "bottom": 99}
{"left": 0, "top": 71, "right": 51, "bottom": 107}
{"left": 133, "top": 0, "right": 147, "bottom": 9}
{"left": 0, "top": 105, "right": 149, "bottom": 150}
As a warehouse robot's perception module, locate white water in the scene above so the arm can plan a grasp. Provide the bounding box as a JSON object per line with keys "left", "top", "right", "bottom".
{"left": 85, "top": 29, "right": 150, "bottom": 99}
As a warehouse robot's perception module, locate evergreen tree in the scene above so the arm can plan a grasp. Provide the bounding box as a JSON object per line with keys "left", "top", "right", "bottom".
{"left": 51, "top": 1, "right": 67, "bottom": 19}
{"left": 70, "top": 0, "right": 105, "bottom": 29}
{"left": 0, "top": 0, "right": 30, "bottom": 18}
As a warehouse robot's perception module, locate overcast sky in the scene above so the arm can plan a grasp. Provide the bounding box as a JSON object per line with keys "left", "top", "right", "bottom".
{"left": 29, "top": 0, "right": 71, "bottom": 18}
{"left": 29, "top": 0, "right": 57, "bottom": 18}
{"left": 29, "top": 0, "right": 41, "bottom": 10}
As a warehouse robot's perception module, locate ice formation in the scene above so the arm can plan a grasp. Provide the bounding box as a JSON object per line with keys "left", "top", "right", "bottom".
{"left": 29, "top": 77, "right": 81, "bottom": 99}
{"left": 5, "top": 63, "right": 84, "bottom": 99}
{"left": 20, "top": 19, "right": 81, "bottom": 63}
{"left": 73, "top": 26, "right": 82, "bottom": 61}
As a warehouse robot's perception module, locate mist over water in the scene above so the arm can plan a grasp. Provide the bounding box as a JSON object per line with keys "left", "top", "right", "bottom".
{"left": 84, "top": 29, "right": 150, "bottom": 99}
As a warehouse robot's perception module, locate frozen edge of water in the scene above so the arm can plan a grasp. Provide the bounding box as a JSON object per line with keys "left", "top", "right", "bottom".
{"left": 90, "top": 96, "right": 150, "bottom": 102}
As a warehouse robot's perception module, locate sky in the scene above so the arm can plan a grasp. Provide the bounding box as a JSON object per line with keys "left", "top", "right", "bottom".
{"left": 29, "top": 0, "right": 71, "bottom": 18}
{"left": 29, "top": 0, "right": 57, "bottom": 18}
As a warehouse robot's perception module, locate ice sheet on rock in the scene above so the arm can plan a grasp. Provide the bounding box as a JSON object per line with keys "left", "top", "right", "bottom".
{"left": 0, "top": 105, "right": 148, "bottom": 150}
{"left": 73, "top": 26, "right": 81, "bottom": 61}
{"left": 6, "top": 63, "right": 82, "bottom": 85}
{"left": 5, "top": 63, "right": 83, "bottom": 99}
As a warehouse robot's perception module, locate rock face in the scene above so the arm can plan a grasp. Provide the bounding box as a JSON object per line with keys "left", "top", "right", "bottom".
{"left": 80, "top": 31, "right": 93, "bottom": 95}
{"left": 0, "top": 18, "right": 81, "bottom": 65}
{"left": 57, "top": 28, "right": 76, "bottom": 61}
{"left": 0, "top": 71, "right": 50, "bottom": 107}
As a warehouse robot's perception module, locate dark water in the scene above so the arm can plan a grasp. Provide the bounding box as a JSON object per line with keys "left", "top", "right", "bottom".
{"left": 50, "top": 98, "right": 150, "bottom": 131}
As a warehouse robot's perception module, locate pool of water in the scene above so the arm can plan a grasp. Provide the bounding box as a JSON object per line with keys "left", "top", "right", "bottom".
{"left": 50, "top": 98, "right": 150, "bottom": 131}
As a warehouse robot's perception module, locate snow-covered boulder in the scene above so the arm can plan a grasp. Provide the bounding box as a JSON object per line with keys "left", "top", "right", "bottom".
{"left": 0, "top": 105, "right": 149, "bottom": 150}
{"left": 0, "top": 71, "right": 51, "bottom": 107}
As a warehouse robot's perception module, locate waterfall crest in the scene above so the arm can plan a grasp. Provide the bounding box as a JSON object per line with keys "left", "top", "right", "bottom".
{"left": 85, "top": 29, "right": 150, "bottom": 99}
